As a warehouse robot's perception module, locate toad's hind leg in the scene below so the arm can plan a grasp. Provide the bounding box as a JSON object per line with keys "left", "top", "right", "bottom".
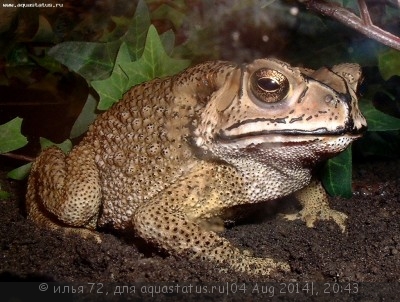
{"left": 26, "top": 145, "right": 102, "bottom": 234}
{"left": 132, "top": 165, "right": 290, "bottom": 276}
{"left": 134, "top": 206, "right": 289, "bottom": 275}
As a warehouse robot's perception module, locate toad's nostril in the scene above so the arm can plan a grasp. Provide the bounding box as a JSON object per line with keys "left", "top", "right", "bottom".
{"left": 324, "top": 94, "right": 335, "bottom": 104}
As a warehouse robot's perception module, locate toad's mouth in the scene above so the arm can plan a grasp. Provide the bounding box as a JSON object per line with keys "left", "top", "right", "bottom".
{"left": 215, "top": 125, "right": 367, "bottom": 145}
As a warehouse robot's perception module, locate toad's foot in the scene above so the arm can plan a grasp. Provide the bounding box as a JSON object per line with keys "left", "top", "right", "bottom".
{"left": 64, "top": 228, "right": 102, "bottom": 243}
{"left": 283, "top": 179, "right": 348, "bottom": 232}
{"left": 28, "top": 216, "right": 102, "bottom": 243}
{"left": 215, "top": 248, "right": 290, "bottom": 275}
{"left": 284, "top": 208, "right": 347, "bottom": 233}
{"left": 227, "top": 255, "right": 290, "bottom": 276}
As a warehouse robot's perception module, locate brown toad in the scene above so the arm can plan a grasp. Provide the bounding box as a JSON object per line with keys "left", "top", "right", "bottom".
{"left": 26, "top": 58, "right": 367, "bottom": 275}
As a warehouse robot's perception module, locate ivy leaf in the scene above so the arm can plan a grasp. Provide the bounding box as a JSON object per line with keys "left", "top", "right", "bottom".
{"left": 48, "top": 40, "right": 121, "bottom": 81}
{"left": 378, "top": 49, "right": 400, "bottom": 80}
{"left": 70, "top": 93, "right": 98, "bottom": 138}
{"left": 47, "top": 0, "right": 151, "bottom": 82}
{"left": 93, "top": 25, "right": 190, "bottom": 110}
{"left": 7, "top": 163, "right": 32, "bottom": 180}
{"left": 0, "top": 117, "right": 30, "bottom": 181}
{"left": 0, "top": 117, "right": 28, "bottom": 154}
{"left": 159, "top": 30, "right": 176, "bottom": 55}
{"left": 91, "top": 42, "right": 132, "bottom": 110}
{"left": 321, "top": 147, "right": 353, "bottom": 198}
{"left": 30, "top": 53, "right": 64, "bottom": 74}
{"left": 100, "top": 16, "right": 131, "bottom": 42}
{"left": 123, "top": 25, "right": 190, "bottom": 88}
{"left": 360, "top": 99, "right": 400, "bottom": 131}
{"left": 151, "top": 0, "right": 187, "bottom": 29}
{"left": 39, "top": 137, "right": 72, "bottom": 153}
{"left": 121, "top": 0, "right": 151, "bottom": 60}
{"left": 32, "top": 15, "right": 55, "bottom": 43}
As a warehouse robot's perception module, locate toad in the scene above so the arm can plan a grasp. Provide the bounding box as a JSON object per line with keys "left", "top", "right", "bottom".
{"left": 26, "top": 58, "right": 367, "bottom": 275}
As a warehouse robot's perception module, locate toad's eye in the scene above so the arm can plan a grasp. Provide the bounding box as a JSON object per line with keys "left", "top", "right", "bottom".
{"left": 250, "top": 68, "right": 289, "bottom": 103}
{"left": 257, "top": 77, "right": 281, "bottom": 92}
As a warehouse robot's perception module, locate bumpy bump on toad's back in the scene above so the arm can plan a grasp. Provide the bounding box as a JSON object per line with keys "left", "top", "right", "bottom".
{"left": 26, "top": 58, "right": 366, "bottom": 275}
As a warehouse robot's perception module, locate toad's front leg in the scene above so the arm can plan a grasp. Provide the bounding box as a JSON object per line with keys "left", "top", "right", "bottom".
{"left": 284, "top": 179, "right": 348, "bottom": 232}
{"left": 132, "top": 164, "right": 290, "bottom": 276}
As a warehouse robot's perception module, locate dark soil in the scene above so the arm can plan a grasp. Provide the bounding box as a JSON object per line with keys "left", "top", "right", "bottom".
{"left": 1, "top": 158, "right": 400, "bottom": 301}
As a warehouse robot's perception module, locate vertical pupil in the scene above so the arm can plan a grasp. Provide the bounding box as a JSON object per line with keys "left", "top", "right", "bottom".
{"left": 258, "top": 78, "right": 280, "bottom": 91}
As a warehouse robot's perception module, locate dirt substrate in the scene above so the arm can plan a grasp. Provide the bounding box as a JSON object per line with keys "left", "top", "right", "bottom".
{"left": 1, "top": 158, "right": 400, "bottom": 301}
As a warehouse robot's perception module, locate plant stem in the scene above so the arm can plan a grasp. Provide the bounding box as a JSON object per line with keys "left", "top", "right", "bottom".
{"left": 300, "top": 0, "right": 400, "bottom": 50}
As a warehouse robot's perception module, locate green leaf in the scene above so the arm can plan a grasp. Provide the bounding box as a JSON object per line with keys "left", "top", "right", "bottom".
{"left": 7, "top": 163, "right": 32, "bottom": 180}
{"left": 151, "top": 1, "right": 187, "bottom": 29}
{"left": 121, "top": 0, "right": 151, "bottom": 60}
{"left": 70, "top": 93, "right": 98, "bottom": 139}
{"left": 39, "top": 138, "right": 72, "bottom": 153}
{"left": 160, "top": 30, "right": 176, "bottom": 55}
{"left": 48, "top": 40, "right": 121, "bottom": 81}
{"left": 99, "top": 16, "right": 132, "bottom": 42}
{"left": 123, "top": 25, "right": 190, "bottom": 88}
{"left": 0, "top": 117, "right": 28, "bottom": 154}
{"left": 91, "top": 42, "right": 132, "bottom": 110}
{"left": 30, "top": 53, "right": 64, "bottom": 73}
{"left": 32, "top": 15, "right": 55, "bottom": 43}
{"left": 93, "top": 25, "right": 190, "bottom": 110}
{"left": 360, "top": 99, "right": 400, "bottom": 131}
{"left": 48, "top": 1, "right": 153, "bottom": 82}
{"left": 321, "top": 147, "right": 353, "bottom": 198}
{"left": 378, "top": 49, "right": 400, "bottom": 80}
